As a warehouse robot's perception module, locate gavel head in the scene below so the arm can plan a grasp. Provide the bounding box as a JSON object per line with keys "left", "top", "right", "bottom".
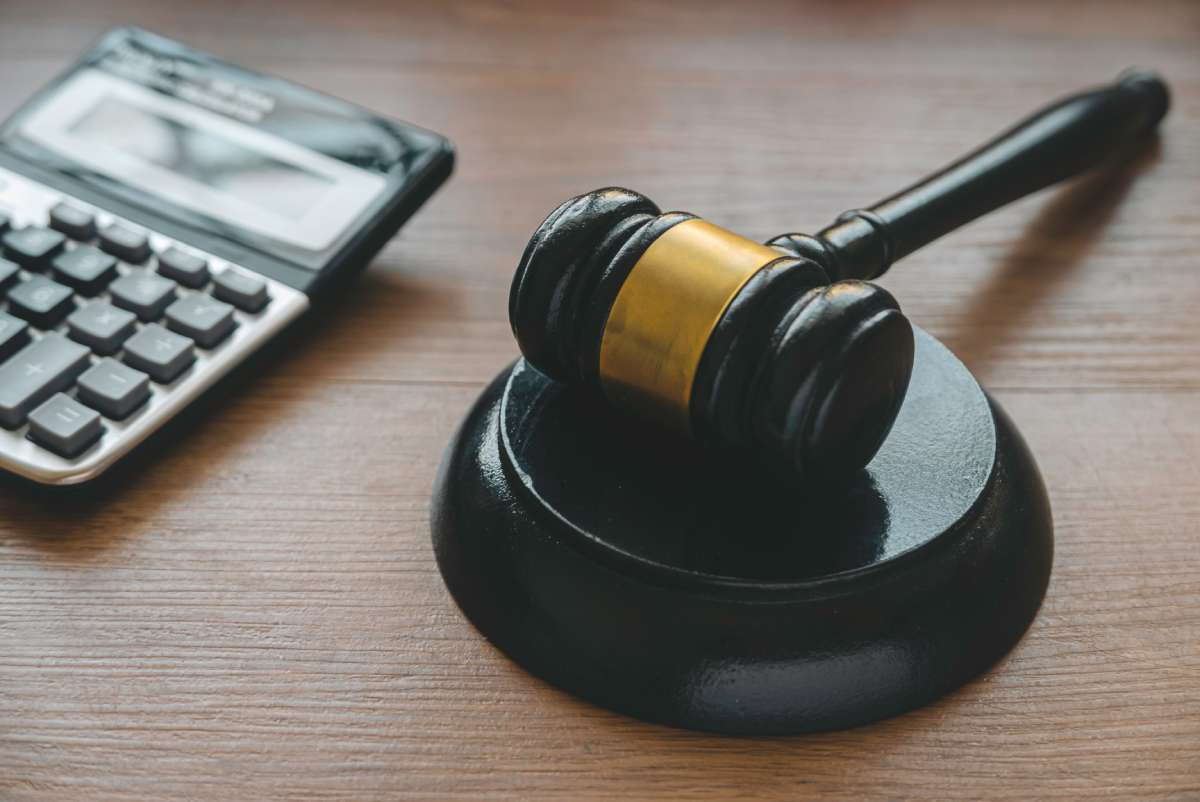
{"left": 509, "top": 188, "right": 915, "bottom": 484}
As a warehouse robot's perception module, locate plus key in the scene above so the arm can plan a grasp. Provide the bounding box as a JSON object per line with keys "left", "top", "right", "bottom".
{"left": 0, "top": 333, "right": 91, "bottom": 428}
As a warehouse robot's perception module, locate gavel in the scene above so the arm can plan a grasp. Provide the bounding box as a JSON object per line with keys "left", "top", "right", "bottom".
{"left": 509, "top": 70, "right": 1168, "bottom": 483}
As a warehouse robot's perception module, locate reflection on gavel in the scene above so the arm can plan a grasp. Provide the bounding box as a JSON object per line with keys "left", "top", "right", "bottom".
{"left": 509, "top": 70, "right": 1169, "bottom": 483}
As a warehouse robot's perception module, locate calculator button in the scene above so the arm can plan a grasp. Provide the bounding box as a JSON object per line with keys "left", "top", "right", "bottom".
{"left": 48, "top": 203, "right": 96, "bottom": 241}
{"left": 77, "top": 358, "right": 151, "bottom": 420}
{"left": 0, "top": 334, "right": 90, "bottom": 428}
{"left": 2, "top": 226, "right": 66, "bottom": 269}
{"left": 0, "top": 312, "right": 30, "bottom": 362}
{"left": 98, "top": 223, "right": 151, "bottom": 263}
{"left": 7, "top": 275, "right": 76, "bottom": 328}
{"left": 51, "top": 245, "right": 118, "bottom": 295}
{"left": 0, "top": 257, "right": 19, "bottom": 292}
{"left": 67, "top": 301, "right": 137, "bottom": 356}
{"left": 164, "top": 295, "right": 236, "bottom": 348}
{"left": 122, "top": 324, "right": 195, "bottom": 383}
{"left": 212, "top": 268, "right": 269, "bottom": 312}
{"left": 109, "top": 271, "right": 177, "bottom": 321}
{"left": 157, "top": 247, "right": 209, "bottom": 288}
{"left": 27, "top": 393, "right": 103, "bottom": 457}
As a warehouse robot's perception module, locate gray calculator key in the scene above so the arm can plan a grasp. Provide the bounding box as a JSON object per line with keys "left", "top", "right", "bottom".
{"left": 109, "top": 271, "right": 178, "bottom": 321}
{"left": 164, "top": 295, "right": 236, "bottom": 348}
{"left": 77, "top": 358, "right": 151, "bottom": 419}
{"left": 52, "top": 245, "right": 118, "bottom": 295}
{"left": 28, "top": 393, "right": 103, "bottom": 457}
{"left": 0, "top": 257, "right": 19, "bottom": 292}
{"left": 66, "top": 301, "right": 138, "bottom": 355}
{"left": 7, "top": 275, "right": 75, "bottom": 328}
{"left": 0, "top": 311, "right": 30, "bottom": 362}
{"left": 2, "top": 226, "right": 66, "bottom": 268}
{"left": 48, "top": 203, "right": 96, "bottom": 241}
{"left": 98, "top": 223, "right": 151, "bottom": 263}
{"left": 0, "top": 333, "right": 91, "bottom": 427}
{"left": 157, "top": 247, "right": 209, "bottom": 288}
{"left": 122, "top": 324, "right": 195, "bottom": 383}
{"left": 212, "top": 268, "right": 269, "bottom": 312}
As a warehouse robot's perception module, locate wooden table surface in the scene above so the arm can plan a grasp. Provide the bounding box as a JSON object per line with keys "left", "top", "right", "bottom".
{"left": 1, "top": 1, "right": 1198, "bottom": 799}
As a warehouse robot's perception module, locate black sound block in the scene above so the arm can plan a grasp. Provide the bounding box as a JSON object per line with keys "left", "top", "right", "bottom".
{"left": 431, "top": 328, "right": 1052, "bottom": 734}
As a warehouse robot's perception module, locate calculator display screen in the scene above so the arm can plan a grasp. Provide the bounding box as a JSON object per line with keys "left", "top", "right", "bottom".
{"left": 71, "top": 96, "right": 336, "bottom": 221}
{"left": 15, "top": 69, "right": 387, "bottom": 253}
{"left": 0, "top": 28, "right": 447, "bottom": 270}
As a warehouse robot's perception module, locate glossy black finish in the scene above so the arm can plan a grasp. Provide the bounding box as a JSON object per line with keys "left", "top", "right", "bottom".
{"left": 769, "top": 70, "right": 1170, "bottom": 280}
{"left": 509, "top": 72, "right": 1168, "bottom": 482}
{"left": 510, "top": 188, "right": 914, "bottom": 484}
{"left": 713, "top": 276, "right": 913, "bottom": 482}
{"left": 432, "top": 329, "right": 1053, "bottom": 734}
{"left": 509, "top": 188, "right": 671, "bottom": 385}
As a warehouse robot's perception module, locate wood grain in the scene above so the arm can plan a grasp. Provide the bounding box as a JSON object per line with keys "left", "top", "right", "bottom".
{"left": 1, "top": 1, "right": 1198, "bottom": 799}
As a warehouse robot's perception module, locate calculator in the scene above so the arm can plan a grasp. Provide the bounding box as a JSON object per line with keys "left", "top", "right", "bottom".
{"left": 0, "top": 28, "right": 453, "bottom": 485}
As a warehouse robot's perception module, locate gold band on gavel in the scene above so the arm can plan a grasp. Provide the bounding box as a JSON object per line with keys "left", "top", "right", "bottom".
{"left": 598, "top": 218, "right": 784, "bottom": 431}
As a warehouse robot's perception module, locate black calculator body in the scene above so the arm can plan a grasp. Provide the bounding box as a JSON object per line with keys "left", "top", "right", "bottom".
{"left": 0, "top": 28, "right": 453, "bottom": 484}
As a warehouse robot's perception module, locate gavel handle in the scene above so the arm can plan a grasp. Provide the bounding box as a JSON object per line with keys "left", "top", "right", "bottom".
{"left": 769, "top": 69, "right": 1170, "bottom": 281}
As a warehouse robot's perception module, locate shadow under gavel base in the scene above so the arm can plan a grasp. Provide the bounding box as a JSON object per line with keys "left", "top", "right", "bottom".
{"left": 431, "top": 329, "right": 1052, "bottom": 734}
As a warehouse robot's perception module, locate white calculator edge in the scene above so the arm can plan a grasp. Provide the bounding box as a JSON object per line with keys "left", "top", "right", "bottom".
{"left": 0, "top": 165, "right": 309, "bottom": 485}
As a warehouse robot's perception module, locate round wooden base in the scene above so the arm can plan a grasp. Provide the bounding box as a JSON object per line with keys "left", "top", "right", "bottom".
{"left": 431, "top": 329, "right": 1052, "bottom": 734}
